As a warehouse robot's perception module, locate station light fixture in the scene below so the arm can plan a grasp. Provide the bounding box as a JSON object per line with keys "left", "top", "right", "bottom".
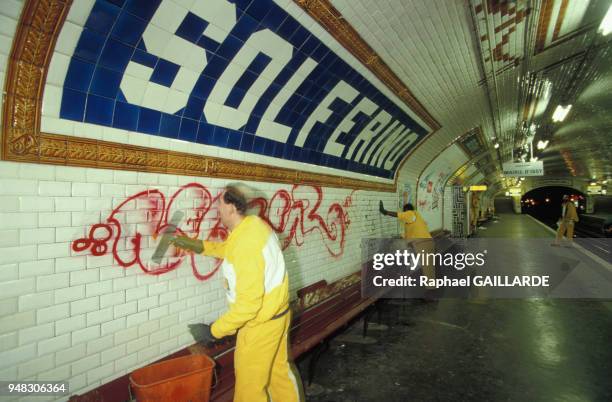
{"left": 494, "top": 143, "right": 500, "bottom": 149}
{"left": 552, "top": 104, "right": 572, "bottom": 122}
{"left": 599, "top": 4, "right": 612, "bottom": 35}
{"left": 536, "top": 140, "right": 549, "bottom": 150}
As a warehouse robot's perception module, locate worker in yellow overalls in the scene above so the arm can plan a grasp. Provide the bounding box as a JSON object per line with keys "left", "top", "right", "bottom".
{"left": 470, "top": 192, "right": 480, "bottom": 234}
{"left": 379, "top": 201, "right": 435, "bottom": 288}
{"left": 552, "top": 195, "right": 579, "bottom": 247}
{"left": 173, "top": 185, "right": 303, "bottom": 402}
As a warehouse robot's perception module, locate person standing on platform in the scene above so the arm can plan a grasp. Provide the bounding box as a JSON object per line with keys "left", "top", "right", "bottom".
{"left": 379, "top": 201, "right": 435, "bottom": 287}
{"left": 172, "top": 184, "right": 303, "bottom": 402}
{"left": 470, "top": 192, "right": 481, "bottom": 234}
{"left": 552, "top": 194, "right": 579, "bottom": 247}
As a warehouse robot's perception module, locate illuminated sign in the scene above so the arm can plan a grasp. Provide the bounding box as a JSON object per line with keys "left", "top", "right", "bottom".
{"left": 508, "top": 187, "right": 522, "bottom": 196}
{"left": 533, "top": 178, "right": 571, "bottom": 186}
{"left": 502, "top": 161, "right": 544, "bottom": 177}
{"left": 587, "top": 185, "right": 603, "bottom": 195}
{"left": 469, "top": 185, "right": 487, "bottom": 191}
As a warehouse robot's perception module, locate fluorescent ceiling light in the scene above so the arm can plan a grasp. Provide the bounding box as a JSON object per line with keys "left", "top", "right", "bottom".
{"left": 552, "top": 104, "right": 572, "bottom": 122}
{"left": 534, "top": 80, "right": 553, "bottom": 117}
{"left": 599, "top": 4, "right": 612, "bottom": 35}
{"left": 537, "top": 140, "right": 549, "bottom": 150}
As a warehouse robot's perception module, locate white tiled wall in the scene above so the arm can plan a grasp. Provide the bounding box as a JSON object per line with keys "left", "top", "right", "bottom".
{"left": 0, "top": 160, "right": 398, "bottom": 400}
{"left": 443, "top": 186, "right": 453, "bottom": 231}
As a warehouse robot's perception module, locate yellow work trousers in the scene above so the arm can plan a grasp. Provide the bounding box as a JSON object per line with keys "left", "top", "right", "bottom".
{"left": 233, "top": 313, "right": 303, "bottom": 402}
{"left": 556, "top": 220, "right": 574, "bottom": 242}
{"left": 413, "top": 238, "right": 435, "bottom": 289}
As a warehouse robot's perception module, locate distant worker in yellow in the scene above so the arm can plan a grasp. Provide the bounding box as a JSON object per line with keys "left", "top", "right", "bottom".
{"left": 379, "top": 201, "right": 435, "bottom": 285}
{"left": 470, "top": 192, "right": 481, "bottom": 232}
{"left": 552, "top": 194, "right": 579, "bottom": 247}
{"left": 173, "top": 184, "right": 303, "bottom": 402}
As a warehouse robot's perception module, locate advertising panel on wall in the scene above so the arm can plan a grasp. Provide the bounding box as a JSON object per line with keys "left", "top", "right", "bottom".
{"left": 417, "top": 144, "right": 468, "bottom": 230}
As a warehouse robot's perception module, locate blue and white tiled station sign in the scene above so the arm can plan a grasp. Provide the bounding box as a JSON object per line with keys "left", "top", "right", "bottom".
{"left": 56, "top": 0, "right": 429, "bottom": 179}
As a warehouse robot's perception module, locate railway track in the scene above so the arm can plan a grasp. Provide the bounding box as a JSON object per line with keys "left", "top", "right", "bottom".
{"left": 529, "top": 214, "right": 611, "bottom": 263}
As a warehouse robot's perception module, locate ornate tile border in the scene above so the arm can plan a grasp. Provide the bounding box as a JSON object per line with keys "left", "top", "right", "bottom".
{"left": 2, "top": 0, "right": 395, "bottom": 193}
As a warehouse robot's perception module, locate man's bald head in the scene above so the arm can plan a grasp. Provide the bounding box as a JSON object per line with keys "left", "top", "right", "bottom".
{"left": 223, "top": 185, "right": 249, "bottom": 216}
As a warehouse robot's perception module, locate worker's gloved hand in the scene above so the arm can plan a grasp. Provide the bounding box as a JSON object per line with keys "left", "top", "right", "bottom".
{"left": 379, "top": 200, "right": 385, "bottom": 214}
{"left": 188, "top": 323, "right": 222, "bottom": 348}
{"left": 172, "top": 236, "right": 204, "bottom": 254}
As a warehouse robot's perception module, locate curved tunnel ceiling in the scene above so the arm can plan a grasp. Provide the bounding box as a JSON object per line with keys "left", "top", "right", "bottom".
{"left": 384, "top": 0, "right": 612, "bottom": 193}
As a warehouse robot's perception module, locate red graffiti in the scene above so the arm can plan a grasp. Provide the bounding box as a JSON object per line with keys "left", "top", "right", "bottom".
{"left": 249, "top": 185, "right": 351, "bottom": 257}
{"left": 72, "top": 224, "right": 113, "bottom": 256}
{"left": 72, "top": 184, "right": 353, "bottom": 280}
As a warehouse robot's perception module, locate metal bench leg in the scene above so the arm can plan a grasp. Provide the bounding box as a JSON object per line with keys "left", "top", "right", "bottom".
{"left": 364, "top": 300, "right": 387, "bottom": 336}
{"left": 308, "top": 341, "right": 329, "bottom": 386}
{"left": 363, "top": 308, "right": 370, "bottom": 337}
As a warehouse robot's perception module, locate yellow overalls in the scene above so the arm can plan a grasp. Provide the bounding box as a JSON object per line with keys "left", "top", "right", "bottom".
{"left": 203, "top": 215, "right": 302, "bottom": 402}
{"left": 556, "top": 201, "right": 578, "bottom": 243}
{"left": 397, "top": 210, "right": 435, "bottom": 284}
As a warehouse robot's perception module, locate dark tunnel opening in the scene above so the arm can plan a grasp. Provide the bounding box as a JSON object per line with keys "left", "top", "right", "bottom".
{"left": 521, "top": 186, "right": 611, "bottom": 238}
{"left": 521, "top": 186, "right": 586, "bottom": 224}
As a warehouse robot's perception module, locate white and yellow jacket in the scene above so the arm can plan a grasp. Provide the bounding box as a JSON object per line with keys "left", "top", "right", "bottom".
{"left": 202, "top": 215, "right": 290, "bottom": 339}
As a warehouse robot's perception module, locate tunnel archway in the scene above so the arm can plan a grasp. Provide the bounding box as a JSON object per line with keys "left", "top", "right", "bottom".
{"left": 522, "top": 182, "right": 585, "bottom": 197}
{"left": 493, "top": 195, "right": 514, "bottom": 213}
{"left": 521, "top": 186, "right": 586, "bottom": 226}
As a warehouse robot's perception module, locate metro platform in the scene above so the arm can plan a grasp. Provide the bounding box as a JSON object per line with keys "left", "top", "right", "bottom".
{"left": 304, "top": 214, "right": 612, "bottom": 402}
{"left": 472, "top": 213, "right": 554, "bottom": 238}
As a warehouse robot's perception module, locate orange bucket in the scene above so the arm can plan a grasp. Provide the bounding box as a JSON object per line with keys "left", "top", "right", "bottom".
{"left": 129, "top": 354, "right": 215, "bottom": 402}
